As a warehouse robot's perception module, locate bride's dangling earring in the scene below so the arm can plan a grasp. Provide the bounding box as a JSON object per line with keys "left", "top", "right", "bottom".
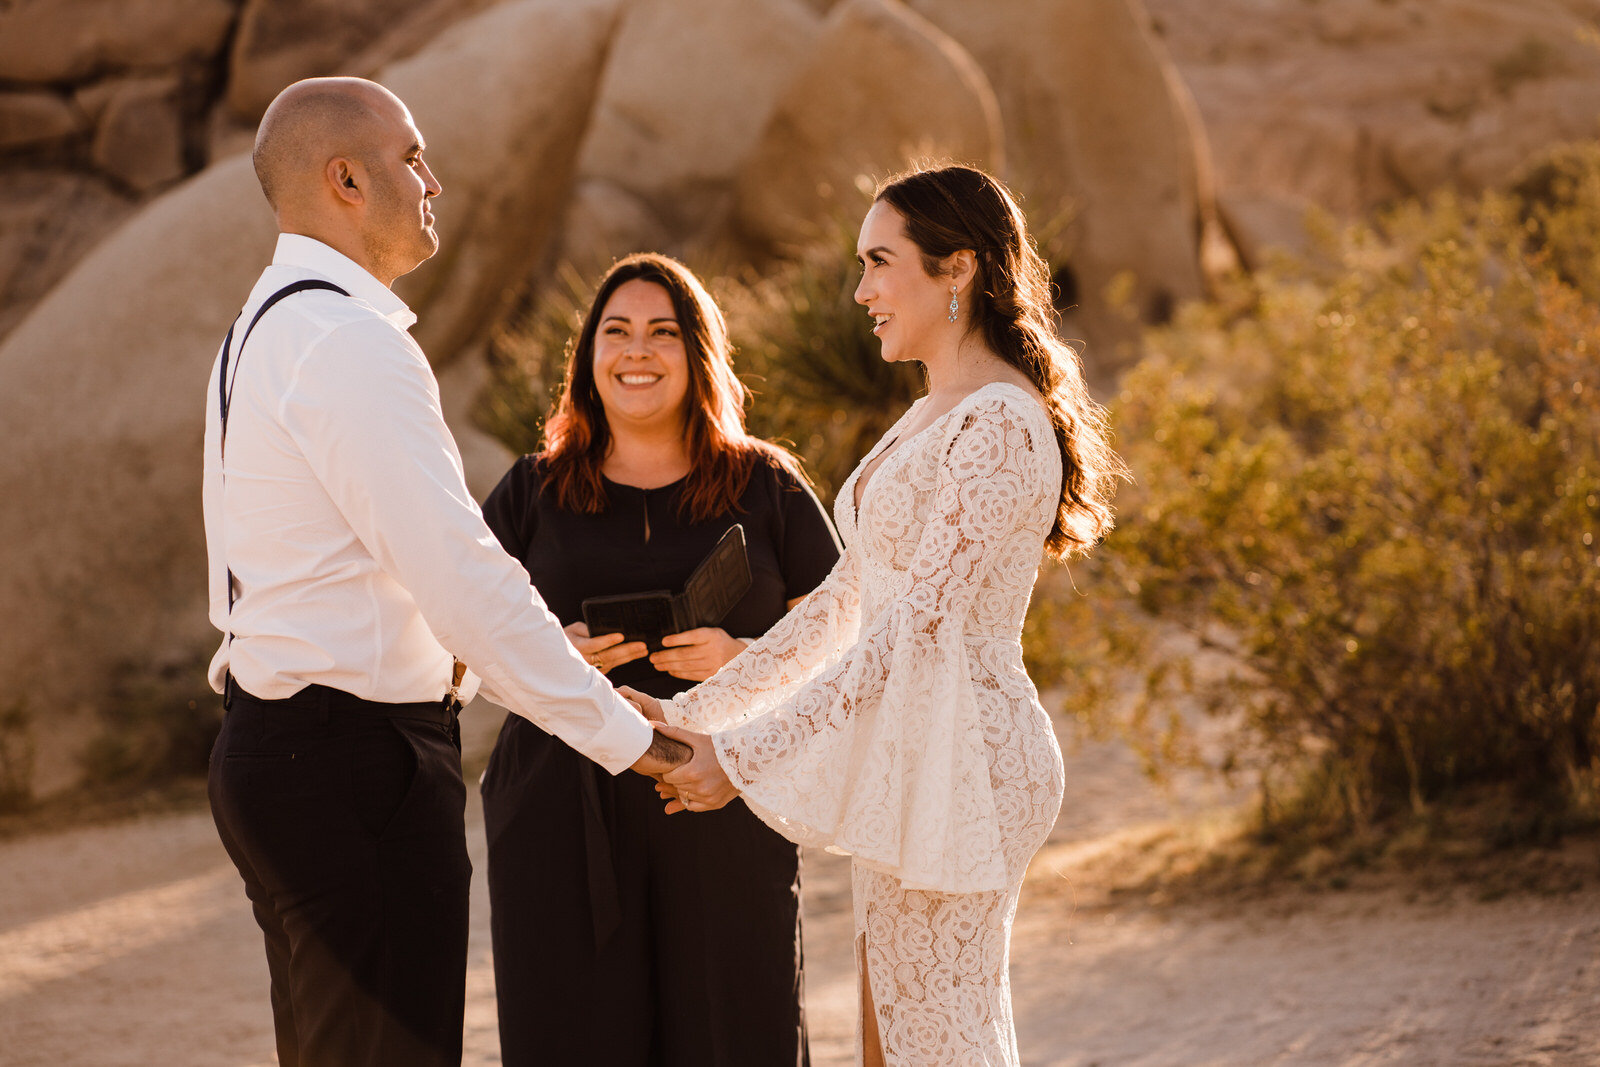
{"left": 948, "top": 285, "right": 959, "bottom": 324}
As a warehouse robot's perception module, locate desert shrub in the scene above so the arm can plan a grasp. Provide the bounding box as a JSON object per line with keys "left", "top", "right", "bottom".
{"left": 1512, "top": 142, "right": 1600, "bottom": 305}
{"left": 478, "top": 263, "right": 596, "bottom": 458}
{"left": 717, "top": 228, "right": 921, "bottom": 502}
{"left": 1076, "top": 144, "right": 1600, "bottom": 836}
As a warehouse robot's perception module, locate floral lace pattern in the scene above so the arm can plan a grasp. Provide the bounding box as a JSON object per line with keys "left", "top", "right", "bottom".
{"left": 665, "top": 382, "right": 1066, "bottom": 1065}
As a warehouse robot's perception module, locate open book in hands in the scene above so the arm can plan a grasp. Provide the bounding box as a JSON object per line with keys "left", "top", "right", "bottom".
{"left": 581, "top": 524, "right": 752, "bottom": 652}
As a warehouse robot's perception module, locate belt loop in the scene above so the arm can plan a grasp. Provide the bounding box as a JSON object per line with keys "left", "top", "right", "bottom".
{"left": 223, "top": 673, "right": 235, "bottom": 711}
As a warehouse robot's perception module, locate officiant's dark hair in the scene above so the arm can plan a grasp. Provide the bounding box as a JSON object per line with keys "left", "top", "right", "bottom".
{"left": 876, "top": 164, "right": 1126, "bottom": 557}
{"left": 542, "top": 252, "right": 806, "bottom": 521}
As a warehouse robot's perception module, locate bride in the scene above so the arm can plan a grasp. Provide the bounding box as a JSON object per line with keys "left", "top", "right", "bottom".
{"left": 624, "top": 164, "right": 1122, "bottom": 1066}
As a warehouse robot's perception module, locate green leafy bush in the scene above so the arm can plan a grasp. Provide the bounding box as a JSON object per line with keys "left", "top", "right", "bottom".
{"left": 1073, "top": 144, "right": 1600, "bottom": 837}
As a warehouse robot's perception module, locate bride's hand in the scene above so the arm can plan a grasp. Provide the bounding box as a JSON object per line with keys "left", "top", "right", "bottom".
{"left": 656, "top": 722, "right": 738, "bottom": 813}
{"left": 616, "top": 685, "right": 665, "bottom": 723}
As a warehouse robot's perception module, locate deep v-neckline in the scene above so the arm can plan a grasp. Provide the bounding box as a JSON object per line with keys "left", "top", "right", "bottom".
{"left": 850, "top": 381, "right": 1029, "bottom": 518}
{"left": 851, "top": 398, "right": 927, "bottom": 515}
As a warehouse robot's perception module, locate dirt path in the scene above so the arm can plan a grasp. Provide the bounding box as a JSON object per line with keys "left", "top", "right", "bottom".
{"left": 2, "top": 704, "right": 1597, "bottom": 1066}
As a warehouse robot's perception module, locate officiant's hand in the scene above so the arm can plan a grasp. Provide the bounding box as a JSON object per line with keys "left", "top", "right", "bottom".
{"left": 566, "top": 621, "right": 648, "bottom": 675}
{"left": 655, "top": 722, "right": 738, "bottom": 813}
{"left": 649, "top": 627, "right": 748, "bottom": 681}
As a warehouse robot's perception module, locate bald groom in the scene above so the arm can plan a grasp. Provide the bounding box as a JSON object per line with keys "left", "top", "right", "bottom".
{"left": 203, "top": 78, "right": 690, "bottom": 1067}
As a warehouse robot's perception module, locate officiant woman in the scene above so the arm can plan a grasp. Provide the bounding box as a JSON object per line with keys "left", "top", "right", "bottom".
{"left": 479, "top": 252, "right": 839, "bottom": 1066}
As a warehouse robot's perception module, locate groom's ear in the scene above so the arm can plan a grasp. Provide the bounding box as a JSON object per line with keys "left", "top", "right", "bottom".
{"left": 328, "top": 157, "right": 363, "bottom": 205}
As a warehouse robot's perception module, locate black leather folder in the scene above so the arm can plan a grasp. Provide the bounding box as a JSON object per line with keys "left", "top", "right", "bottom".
{"left": 581, "top": 524, "right": 752, "bottom": 651}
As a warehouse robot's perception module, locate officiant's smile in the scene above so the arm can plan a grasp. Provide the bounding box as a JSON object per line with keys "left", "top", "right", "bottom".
{"left": 592, "top": 277, "right": 690, "bottom": 429}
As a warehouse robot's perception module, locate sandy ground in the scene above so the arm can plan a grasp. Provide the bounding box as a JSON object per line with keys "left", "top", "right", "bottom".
{"left": 1, "top": 701, "right": 1597, "bottom": 1067}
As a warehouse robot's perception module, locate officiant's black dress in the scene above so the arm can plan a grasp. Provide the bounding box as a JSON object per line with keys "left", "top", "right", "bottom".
{"left": 480, "top": 454, "right": 839, "bottom": 1067}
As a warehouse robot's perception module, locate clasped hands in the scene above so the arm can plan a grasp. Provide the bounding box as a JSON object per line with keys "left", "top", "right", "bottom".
{"left": 618, "top": 686, "right": 739, "bottom": 814}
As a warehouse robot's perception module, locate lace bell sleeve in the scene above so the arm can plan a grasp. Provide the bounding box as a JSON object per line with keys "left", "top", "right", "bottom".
{"left": 661, "top": 545, "right": 862, "bottom": 734}
{"left": 703, "top": 397, "right": 1054, "bottom": 892}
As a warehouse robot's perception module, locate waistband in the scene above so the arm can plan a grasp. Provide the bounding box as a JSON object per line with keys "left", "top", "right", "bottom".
{"left": 224, "top": 675, "right": 461, "bottom": 726}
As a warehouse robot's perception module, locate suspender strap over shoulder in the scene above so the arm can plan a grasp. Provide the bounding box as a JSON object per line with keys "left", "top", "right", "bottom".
{"left": 218, "top": 279, "right": 351, "bottom": 456}
{"left": 218, "top": 279, "right": 350, "bottom": 621}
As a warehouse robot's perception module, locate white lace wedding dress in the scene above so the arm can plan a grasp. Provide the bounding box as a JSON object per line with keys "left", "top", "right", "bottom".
{"left": 663, "top": 381, "right": 1066, "bottom": 1065}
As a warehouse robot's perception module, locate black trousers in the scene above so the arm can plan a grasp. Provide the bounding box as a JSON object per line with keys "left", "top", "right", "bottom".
{"left": 482, "top": 714, "right": 808, "bottom": 1067}
{"left": 208, "top": 682, "right": 472, "bottom": 1067}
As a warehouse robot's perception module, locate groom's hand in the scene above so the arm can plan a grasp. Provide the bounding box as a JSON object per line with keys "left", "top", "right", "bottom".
{"left": 629, "top": 723, "right": 692, "bottom": 777}
{"left": 658, "top": 722, "right": 738, "bottom": 813}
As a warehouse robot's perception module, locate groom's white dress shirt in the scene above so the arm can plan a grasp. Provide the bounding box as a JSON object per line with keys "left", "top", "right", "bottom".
{"left": 202, "top": 234, "right": 652, "bottom": 774}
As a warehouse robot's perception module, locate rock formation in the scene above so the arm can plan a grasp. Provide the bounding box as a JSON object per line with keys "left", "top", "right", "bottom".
{"left": 225, "top": 0, "right": 439, "bottom": 119}
{"left": 0, "top": 0, "right": 235, "bottom": 84}
{"left": 908, "top": 0, "right": 1226, "bottom": 357}
{"left": 2, "top": 0, "right": 1594, "bottom": 796}
{"left": 1143, "top": 0, "right": 1600, "bottom": 266}
{"left": 0, "top": 0, "right": 620, "bottom": 793}
{"left": 732, "top": 0, "right": 1004, "bottom": 256}
{"left": 567, "top": 0, "right": 821, "bottom": 262}
{"left": 0, "top": 0, "right": 241, "bottom": 347}
{"left": 0, "top": 0, "right": 515, "bottom": 351}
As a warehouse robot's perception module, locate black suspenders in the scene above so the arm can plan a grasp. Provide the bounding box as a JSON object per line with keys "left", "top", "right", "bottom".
{"left": 218, "top": 279, "right": 350, "bottom": 457}
{"left": 217, "top": 279, "right": 350, "bottom": 620}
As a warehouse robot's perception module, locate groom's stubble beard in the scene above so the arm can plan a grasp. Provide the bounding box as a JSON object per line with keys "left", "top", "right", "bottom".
{"left": 361, "top": 156, "right": 437, "bottom": 282}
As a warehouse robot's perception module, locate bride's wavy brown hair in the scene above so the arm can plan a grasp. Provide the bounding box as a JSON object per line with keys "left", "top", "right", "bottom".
{"left": 541, "top": 252, "right": 806, "bottom": 521}
{"left": 876, "top": 165, "right": 1125, "bottom": 557}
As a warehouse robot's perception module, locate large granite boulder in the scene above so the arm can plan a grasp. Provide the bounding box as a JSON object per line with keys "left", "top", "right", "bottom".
{"left": 0, "top": 91, "right": 87, "bottom": 152}
{"left": 908, "top": 0, "right": 1218, "bottom": 342}
{"left": 88, "top": 76, "right": 188, "bottom": 193}
{"left": 1145, "top": 0, "right": 1600, "bottom": 257}
{"left": 732, "top": 0, "right": 1004, "bottom": 256}
{"left": 0, "top": 153, "right": 274, "bottom": 793}
{"left": 563, "top": 0, "right": 820, "bottom": 264}
{"left": 0, "top": 0, "right": 620, "bottom": 795}
{"left": 385, "top": 0, "right": 623, "bottom": 358}
{"left": 0, "top": 0, "right": 235, "bottom": 84}
{"left": 554, "top": 178, "right": 675, "bottom": 276}
{"left": 0, "top": 169, "right": 133, "bottom": 342}
{"left": 226, "top": 0, "right": 446, "bottom": 120}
